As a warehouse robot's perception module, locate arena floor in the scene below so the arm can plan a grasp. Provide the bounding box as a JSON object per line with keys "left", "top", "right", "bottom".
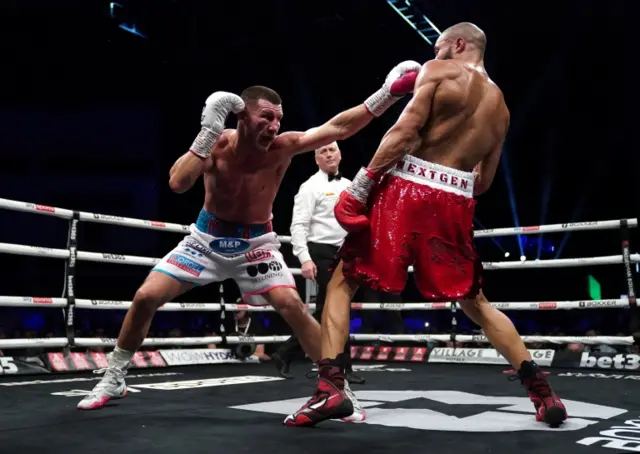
{"left": 0, "top": 362, "right": 637, "bottom": 454}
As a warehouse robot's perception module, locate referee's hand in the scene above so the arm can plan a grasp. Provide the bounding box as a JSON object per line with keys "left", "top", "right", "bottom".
{"left": 301, "top": 260, "right": 317, "bottom": 282}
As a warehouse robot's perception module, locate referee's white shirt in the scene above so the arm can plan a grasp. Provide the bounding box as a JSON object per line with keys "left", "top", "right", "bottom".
{"left": 290, "top": 170, "right": 351, "bottom": 265}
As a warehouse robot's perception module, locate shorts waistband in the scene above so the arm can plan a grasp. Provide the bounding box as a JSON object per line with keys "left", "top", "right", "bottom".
{"left": 389, "top": 155, "right": 475, "bottom": 198}
{"left": 195, "top": 209, "right": 273, "bottom": 239}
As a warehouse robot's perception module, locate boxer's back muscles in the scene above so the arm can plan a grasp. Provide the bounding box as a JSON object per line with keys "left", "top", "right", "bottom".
{"left": 412, "top": 60, "right": 509, "bottom": 193}
{"left": 203, "top": 130, "right": 291, "bottom": 224}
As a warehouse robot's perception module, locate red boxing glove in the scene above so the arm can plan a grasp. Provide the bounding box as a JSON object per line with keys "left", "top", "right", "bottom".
{"left": 335, "top": 168, "right": 377, "bottom": 232}
{"left": 388, "top": 69, "right": 419, "bottom": 96}
{"left": 364, "top": 60, "right": 421, "bottom": 117}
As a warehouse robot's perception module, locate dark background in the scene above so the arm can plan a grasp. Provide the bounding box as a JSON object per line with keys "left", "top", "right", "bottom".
{"left": 0, "top": 0, "right": 637, "bottom": 339}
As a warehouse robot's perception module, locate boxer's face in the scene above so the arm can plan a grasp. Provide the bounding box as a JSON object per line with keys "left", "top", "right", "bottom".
{"left": 242, "top": 99, "right": 283, "bottom": 151}
{"left": 434, "top": 36, "right": 468, "bottom": 60}
{"left": 315, "top": 142, "right": 341, "bottom": 174}
{"left": 434, "top": 38, "right": 455, "bottom": 60}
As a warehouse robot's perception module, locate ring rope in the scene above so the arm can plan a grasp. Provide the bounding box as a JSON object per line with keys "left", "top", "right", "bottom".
{"left": 0, "top": 334, "right": 633, "bottom": 350}
{"left": 0, "top": 296, "right": 631, "bottom": 311}
{"left": 0, "top": 197, "right": 636, "bottom": 240}
{"left": 0, "top": 197, "right": 637, "bottom": 353}
{"left": 0, "top": 241, "right": 637, "bottom": 272}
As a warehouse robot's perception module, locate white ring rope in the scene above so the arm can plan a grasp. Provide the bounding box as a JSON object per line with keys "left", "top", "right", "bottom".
{"left": 0, "top": 296, "right": 631, "bottom": 311}
{"left": 0, "top": 334, "right": 634, "bottom": 350}
{"left": 1, "top": 196, "right": 637, "bottom": 241}
{"left": 1, "top": 241, "right": 638, "bottom": 272}
{"left": 0, "top": 197, "right": 637, "bottom": 352}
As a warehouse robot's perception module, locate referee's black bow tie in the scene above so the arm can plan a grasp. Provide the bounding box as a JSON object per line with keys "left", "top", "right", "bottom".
{"left": 329, "top": 173, "right": 342, "bottom": 181}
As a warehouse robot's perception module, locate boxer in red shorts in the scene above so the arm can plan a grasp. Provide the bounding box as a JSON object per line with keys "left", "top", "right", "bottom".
{"left": 285, "top": 22, "right": 567, "bottom": 429}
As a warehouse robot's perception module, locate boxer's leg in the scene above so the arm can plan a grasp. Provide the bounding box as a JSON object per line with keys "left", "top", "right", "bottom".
{"left": 78, "top": 235, "right": 216, "bottom": 411}
{"left": 321, "top": 177, "right": 408, "bottom": 360}
{"left": 321, "top": 261, "right": 358, "bottom": 360}
{"left": 77, "top": 272, "right": 193, "bottom": 411}
{"left": 415, "top": 235, "right": 531, "bottom": 368}
{"left": 286, "top": 222, "right": 404, "bottom": 427}
{"left": 458, "top": 290, "right": 531, "bottom": 369}
{"left": 235, "top": 238, "right": 323, "bottom": 361}
{"left": 459, "top": 290, "right": 567, "bottom": 426}
{"left": 283, "top": 264, "right": 362, "bottom": 428}
{"left": 116, "top": 271, "right": 193, "bottom": 353}
{"left": 263, "top": 287, "right": 323, "bottom": 362}
{"left": 271, "top": 279, "right": 367, "bottom": 426}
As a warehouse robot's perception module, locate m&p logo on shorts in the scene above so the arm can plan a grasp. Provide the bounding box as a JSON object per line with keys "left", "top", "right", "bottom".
{"left": 210, "top": 238, "right": 250, "bottom": 255}
{"left": 167, "top": 253, "right": 205, "bottom": 277}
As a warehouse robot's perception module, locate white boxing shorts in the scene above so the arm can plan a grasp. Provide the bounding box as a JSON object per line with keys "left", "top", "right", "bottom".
{"left": 152, "top": 209, "right": 296, "bottom": 305}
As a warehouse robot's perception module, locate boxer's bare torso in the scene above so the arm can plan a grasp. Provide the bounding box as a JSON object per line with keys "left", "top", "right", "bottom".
{"left": 413, "top": 60, "right": 509, "bottom": 175}
{"left": 202, "top": 129, "right": 297, "bottom": 224}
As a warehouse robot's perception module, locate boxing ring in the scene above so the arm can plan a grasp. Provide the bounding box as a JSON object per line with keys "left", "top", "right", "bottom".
{"left": 0, "top": 196, "right": 639, "bottom": 454}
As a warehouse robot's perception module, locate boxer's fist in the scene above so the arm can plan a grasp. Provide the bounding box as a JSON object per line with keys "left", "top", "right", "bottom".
{"left": 365, "top": 60, "right": 421, "bottom": 117}
{"left": 334, "top": 167, "right": 377, "bottom": 232}
{"left": 201, "top": 92, "right": 245, "bottom": 132}
{"left": 190, "top": 92, "right": 245, "bottom": 159}
{"left": 385, "top": 60, "right": 422, "bottom": 96}
{"left": 335, "top": 192, "right": 369, "bottom": 232}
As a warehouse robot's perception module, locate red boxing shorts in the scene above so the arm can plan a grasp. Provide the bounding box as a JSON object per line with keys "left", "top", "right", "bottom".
{"left": 338, "top": 155, "right": 482, "bottom": 300}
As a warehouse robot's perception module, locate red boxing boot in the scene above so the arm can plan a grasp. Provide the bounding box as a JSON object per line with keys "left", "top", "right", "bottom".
{"left": 515, "top": 360, "right": 568, "bottom": 427}
{"left": 283, "top": 357, "right": 354, "bottom": 427}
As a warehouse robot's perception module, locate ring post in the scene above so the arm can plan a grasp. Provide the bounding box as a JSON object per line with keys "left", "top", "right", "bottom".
{"left": 64, "top": 212, "right": 80, "bottom": 351}
{"left": 619, "top": 220, "right": 639, "bottom": 343}
{"left": 218, "top": 283, "right": 228, "bottom": 348}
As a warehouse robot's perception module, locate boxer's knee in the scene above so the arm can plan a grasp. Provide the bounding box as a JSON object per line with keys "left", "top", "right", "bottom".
{"left": 268, "top": 287, "right": 306, "bottom": 321}
{"left": 132, "top": 287, "right": 165, "bottom": 313}
{"left": 132, "top": 271, "right": 191, "bottom": 314}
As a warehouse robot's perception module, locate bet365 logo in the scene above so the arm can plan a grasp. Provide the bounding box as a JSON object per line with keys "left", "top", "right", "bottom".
{"left": 580, "top": 352, "right": 640, "bottom": 370}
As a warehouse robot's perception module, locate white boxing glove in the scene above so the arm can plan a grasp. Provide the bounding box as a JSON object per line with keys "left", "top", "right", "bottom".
{"left": 364, "top": 60, "right": 422, "bottom": 117}
{"left": 189, "top": 91, "right": 245, "bottom": 159}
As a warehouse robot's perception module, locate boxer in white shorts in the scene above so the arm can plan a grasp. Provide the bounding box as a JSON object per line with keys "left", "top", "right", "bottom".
{"left": 153, "top": 209, "right": 296, "bottom": 305}
{"left": 77, "top": 64, "right": 420, "bottom": 413}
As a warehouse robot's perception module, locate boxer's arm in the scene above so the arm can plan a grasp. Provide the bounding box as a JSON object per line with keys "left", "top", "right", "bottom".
{"left": 366, "top": 61, "right": 447, "bottom": 175}
{"left": 474, "top": 110, "right": 510, "bottom": 195}
{"left": 473, "top": 142, "right": 502, "bottom": 196}
{"left": 168, "top": 151, "right": 215, "bottom": 193}
{"left": 278, "top": 104, "right": 374, "bottom": 156}
{"left": 278, "top": 61, "right": 421, "bottom": 156}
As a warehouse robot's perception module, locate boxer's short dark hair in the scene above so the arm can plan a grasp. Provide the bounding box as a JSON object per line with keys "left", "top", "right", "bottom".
{"left": 241, "top": 85, "right": 282, "bottom": 105}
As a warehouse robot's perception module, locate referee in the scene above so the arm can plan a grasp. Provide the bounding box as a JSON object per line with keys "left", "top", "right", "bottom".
{"left": 273, "top": 142, "right": 364, "bottom": 384}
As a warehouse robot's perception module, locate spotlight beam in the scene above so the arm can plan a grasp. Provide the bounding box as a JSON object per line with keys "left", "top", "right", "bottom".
{"left": 499, "top": 148, "right": 524, "bottom": 257}
{"left": 537, "top": 138, "right": 555, "bottom": 260}
{"left": 555, "top": 196, "right": 588, "bottom": 259}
